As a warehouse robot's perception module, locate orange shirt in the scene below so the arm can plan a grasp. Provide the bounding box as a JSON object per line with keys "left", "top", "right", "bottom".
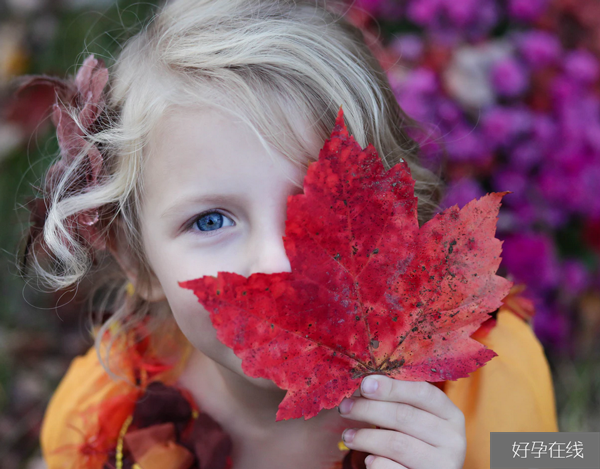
{"left": 40, "top": 306, "right": 559, "bottom": 469}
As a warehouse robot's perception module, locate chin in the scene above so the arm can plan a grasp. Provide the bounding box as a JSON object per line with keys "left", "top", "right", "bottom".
{"left": 246, "top": 374, "right": 285, "bottom": 392}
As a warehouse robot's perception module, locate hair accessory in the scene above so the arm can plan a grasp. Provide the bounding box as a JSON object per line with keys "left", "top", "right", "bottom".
{"left": 126, "top": 281, "right": 136, "bottom": 297}
{"left": 16, "top": 54, "right": 110, "bottom": 264}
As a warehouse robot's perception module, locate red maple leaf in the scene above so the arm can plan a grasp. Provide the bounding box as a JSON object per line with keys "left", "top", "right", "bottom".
{"left": 180, "top": 107, "right": 512, "bottom": 421}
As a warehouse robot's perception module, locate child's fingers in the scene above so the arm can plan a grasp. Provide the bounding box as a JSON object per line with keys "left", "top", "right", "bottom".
{"left": 358, "top": 375, "right": 464, "bottom": 424}
{"left": 338, "top": 397, "right": 457, "bottom": 448}
{"left": 362, "top": 455, "right": 409, "bottom": 469}
{"left": 341, "top": 427, "right": 442, "bottom": 469}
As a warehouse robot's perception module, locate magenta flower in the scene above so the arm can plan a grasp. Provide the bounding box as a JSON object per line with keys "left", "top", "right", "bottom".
{"left": 406, "top": 0, "right": 440, "bottom": 26}
{"left": 517, "top": 30, "right": 562, "bottom": 70}
{"left": 492, "top": 169, "right": 527, "bottom": 200}
{"left": 444, "top": 123, "right": 489, "bottom": 163}
{"left": 564, "top": 49, "right": 600, "bottom": 84}
{"left": 532, "top": 304, "right": 571, "bottom": 354}
{"left": 561, "top": 260, "right": 589, "bottom": 295}
{"left": 532, "top": 113, "right": 559, "bottom": 154}
{"left": 501, "top": 233, "right": 560, "bottom": 292}
{"left": 440, "top": 178, "right": 484, "bottom": 210}
{"left": 390, "top": 34, "right": 424, "bottom": 62}
{"left": 508, "top": 0, "right": 549, "bottom": 22}
{"left": 481, "top": 106, "right": 532, "bottom": 149}
{"left": 491, "top": 56, "right": 529, "bottom": 97}
{"left": 442, "top": 0, "right": 478, "bottom": 28}
{"left": 509, "top": 141, "right": 543, "bottom": 171}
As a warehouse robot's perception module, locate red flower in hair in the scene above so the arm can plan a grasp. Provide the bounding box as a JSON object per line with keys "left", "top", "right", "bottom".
{"left": 16, "top": 54, "right": 110, "bottom": 258}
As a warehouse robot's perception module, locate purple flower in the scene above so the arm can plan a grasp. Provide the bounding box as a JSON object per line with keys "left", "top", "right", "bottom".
{"left": 512, "top": 201, "right": 538, "bottom": 226}
{"left": 406, "top": 0, "right": 440, "bottom": 26}
{"left": 561, "top": 259, "right": 589, "bottom": 295}
{"left": 466, "top": 0, "right": 502, "bottom": 40}
{"left": 437, "top": 98, "right": 462, "bottom": 124}
{"left": 442, "top": 0, "right": 478, "bottom": 28}
{"left": 444, "top": 123, "right": 489, "bottom": 163}
{"left": 491, "top": 56, "right": 529, "bottom": 97}
{"left": 395, "top": 68, "right": 439, "bottom": 121}
{"left": 508, "top": 0, "right": 549, "bottom": 22}
{"left": 517, "top": 30, "right": 562, "bottom": 70}
{"left": 440, "top": 178, "right": 485, "bottom": 210}
{"left": 537, "top": 168, "right": 572, "bottom": 209}
{"left": 532, "top": 303, "right": 571, "bottom": 354}
{"left": 532, "top": 113, "right": 559, "bottom": 154}
{"left": 481, "top": 106, "right": 532, "bottom": 149}
{"left": 564, "top": 49, "right": 600, "bottom": 84}
{"left": 509, "top": 141, "right": 543, "bottom": 171}
{"left": 580, "top": 163, "right": 600, "bottom": 218}
{"left": 492, "top": 168, "right": 527, "bottom": 199}
{"left": 539, "top": 205, "right": 569, "bottom": 229}
{"left": 391, "top": 34, "right": 424, "bottom": 62}
{"left": 501, "top": 233, "right": 560, "bottom": 292}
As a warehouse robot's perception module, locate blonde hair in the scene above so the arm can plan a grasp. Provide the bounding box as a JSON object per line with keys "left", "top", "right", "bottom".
{"left": 26, "top": 0, "right": 442, "bottom": 379}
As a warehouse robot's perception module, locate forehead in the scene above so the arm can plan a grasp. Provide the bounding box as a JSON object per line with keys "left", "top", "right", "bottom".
{"left": 141, "top": 105, "right": 311, "bottom": 209}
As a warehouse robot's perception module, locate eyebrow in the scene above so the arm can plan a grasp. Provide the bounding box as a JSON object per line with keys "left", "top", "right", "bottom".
{"left": 160, "top": 193, "right": 246, "bottom": 219}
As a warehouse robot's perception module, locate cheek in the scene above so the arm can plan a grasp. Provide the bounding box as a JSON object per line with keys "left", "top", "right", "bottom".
{"left": 164, "top": 285, "right": 215, "bottom": 343}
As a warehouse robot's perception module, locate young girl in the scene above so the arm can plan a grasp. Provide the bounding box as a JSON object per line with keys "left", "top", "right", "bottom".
{"left": 18, "top": 0, "right": 558, "bottom": 468}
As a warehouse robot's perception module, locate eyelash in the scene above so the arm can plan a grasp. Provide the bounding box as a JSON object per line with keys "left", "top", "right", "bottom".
{"left": 189, "top": 209, "right": 235, "bottom": 236}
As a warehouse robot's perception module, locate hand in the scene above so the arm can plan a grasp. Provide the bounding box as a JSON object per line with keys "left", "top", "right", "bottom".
{"left": 337, "top": 375, "right": 466, "bottom": 469}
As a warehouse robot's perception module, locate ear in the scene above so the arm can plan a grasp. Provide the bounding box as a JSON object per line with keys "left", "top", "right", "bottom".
{"left": 106, "top": 218, "right": 167, "bottom": 303}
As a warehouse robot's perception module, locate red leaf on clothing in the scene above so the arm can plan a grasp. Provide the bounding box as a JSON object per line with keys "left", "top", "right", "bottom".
{"left": 180, "top": 107, "right": 512, "bottom": 421}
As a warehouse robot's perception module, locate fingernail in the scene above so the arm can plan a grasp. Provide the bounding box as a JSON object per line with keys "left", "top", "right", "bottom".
{"left": 338, "top": 398, "right": 354, "bottom": 414}
{"left": 342, "top": 428, "right": 356, "bottom": 443}
{"left": 362, "top": 376, "right": 378, "bottom": 394}
{"left": 365, "top": 455, "right": 375, "bottom": 466}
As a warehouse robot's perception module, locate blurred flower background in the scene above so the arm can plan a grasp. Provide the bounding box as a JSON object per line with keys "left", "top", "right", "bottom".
{"left": 0, "top": 0, "right": 599, "bottom": 467}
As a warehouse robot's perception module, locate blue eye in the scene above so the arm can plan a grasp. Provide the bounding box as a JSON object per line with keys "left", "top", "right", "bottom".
{"left": 193, "top": 211, "right": 235, "bottom": 233}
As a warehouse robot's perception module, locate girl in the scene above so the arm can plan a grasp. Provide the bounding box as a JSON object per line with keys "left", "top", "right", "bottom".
{"left": 18, "top": 0, "right": 558, "bottom": 468}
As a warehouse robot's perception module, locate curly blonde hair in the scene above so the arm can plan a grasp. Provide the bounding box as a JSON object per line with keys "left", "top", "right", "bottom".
{"left": 25, "top": 0, "right": 443, "bottom": 380}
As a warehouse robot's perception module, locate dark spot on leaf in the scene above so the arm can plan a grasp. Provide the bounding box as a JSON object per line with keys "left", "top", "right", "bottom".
{"left": 431, "top": 368, "right": 437, "bottom": 372}
{"left": 334, "top": 253, "right": 341, "bottom": 260}
{"left": 370, "top": 339, "right": 379, "bottom": 349}
{"left": 448, "top": 239, "right": 457, "bottom": 254}
{"left": 412, "top": 326, "right": 418, "bottom": 332}
{"left": 392, "top": 316, "right": 398, "bottom": 322}
{"left": 343, "top": 199, "right": 347, "bottom": 206}
{"left": 372, "top": 248, "right": 379, "bottom": 255}
{"left": 355, "top": 315, "right": 360, "bottom": 321}
{"left": 242, "top": 291, "right": 247, "bottom": 295}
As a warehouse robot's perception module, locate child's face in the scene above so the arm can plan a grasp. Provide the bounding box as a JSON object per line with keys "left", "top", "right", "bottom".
{"left": 139, "top": 105, "right": 314, "bottom": 390}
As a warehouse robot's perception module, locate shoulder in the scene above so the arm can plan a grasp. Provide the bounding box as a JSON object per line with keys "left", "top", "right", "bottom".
{"left": 443, "top": 290, "right": 559, "bottom": 469}
{"left": 445, "top": 304, "right": 558, "bottom": 429}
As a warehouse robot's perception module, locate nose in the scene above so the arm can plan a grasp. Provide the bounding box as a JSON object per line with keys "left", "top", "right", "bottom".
{"left": 246, "top": 222, "right": 293, "bottom": 277}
